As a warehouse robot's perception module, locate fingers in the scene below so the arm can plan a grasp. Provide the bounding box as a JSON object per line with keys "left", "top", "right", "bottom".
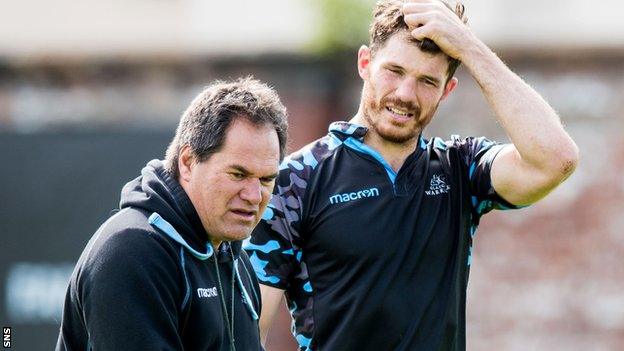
{"left": 409, "top": 21, "right": 439, "bottom": 42}
{"left": 403, "top": 1, "right": 462, "bottom": 32}
{"left": 403, "top": 0, "right": 473, "bottom": 60}
{"left": 410, "top": 27, "right": 426, "bottom": 41}
{"left": 404, "top": 13, "right": 431, "bottom": 29}
{"left": 403, "top": 1, "right": 454, "bottom": 22}
{"left": 404, "top": 0, "right": 438, "bottom": 4}
{"left": 403, "top": 5, "right": 440, "bottom": 42}
{"left": 403, "top": 1, "right": 445, "bottom": 15}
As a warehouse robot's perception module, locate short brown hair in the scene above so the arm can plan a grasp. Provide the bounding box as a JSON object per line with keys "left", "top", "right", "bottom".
{"left": 369, "top": 0, "right": 467, "bottom": 79}
{"left": 164, "top": 77, "right": 288, "bottom": 179}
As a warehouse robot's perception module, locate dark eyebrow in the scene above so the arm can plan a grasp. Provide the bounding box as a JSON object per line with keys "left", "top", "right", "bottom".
{"left": 230, "top": 164, "right": 278, "bottom": 179}
{"left": 421, "top": 74, "right": 441, "bottom": 85}
{"left": 384, "top": 63, "right": 405, "bottom": 72}
{"left": 230, "top": 165, "right": 250, "bottom": 174}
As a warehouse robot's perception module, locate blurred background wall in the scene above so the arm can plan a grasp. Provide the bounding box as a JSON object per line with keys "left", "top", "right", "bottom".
{"left": 1, "top": 0, "right": 623, "bottom": 350}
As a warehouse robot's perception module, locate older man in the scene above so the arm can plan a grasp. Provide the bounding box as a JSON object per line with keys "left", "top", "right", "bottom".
{"left": 57, "top": 77, "right": 288, "bottom": 350}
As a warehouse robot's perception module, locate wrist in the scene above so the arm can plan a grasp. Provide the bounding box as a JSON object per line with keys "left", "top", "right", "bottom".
{"left": 459, "top": 38, "right": 500, "bottom": 76}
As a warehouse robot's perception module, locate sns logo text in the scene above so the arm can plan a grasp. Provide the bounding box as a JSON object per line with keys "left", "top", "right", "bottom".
{"left": 3, "top": 327, "right": 11, "bottom": 348}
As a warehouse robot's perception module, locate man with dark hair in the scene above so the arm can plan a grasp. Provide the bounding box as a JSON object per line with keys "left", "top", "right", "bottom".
{"left": 56, "top": 77, "right": 288, "bottom": 350}
{"left": 245, "top": 0, "right": 579, "bottom": 350}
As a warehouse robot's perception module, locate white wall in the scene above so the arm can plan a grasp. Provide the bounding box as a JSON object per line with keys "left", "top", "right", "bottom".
{"left": 0, "top": 0, "right": 622, "bottom": 59}
{"left": 0, "top": 0, "right": 317, "bottom": 58}
{"left": 469, "top": 0, "right": 624, "bottom": 50}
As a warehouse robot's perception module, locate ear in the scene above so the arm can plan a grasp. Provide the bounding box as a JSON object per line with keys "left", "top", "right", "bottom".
{"left": 440, "top": 77, "right": 458, "bottom": 101}
{"left": 357, "top": 45, "right": 372, "bottom": 80}
{"left": 178, "top": 145, "right": 195, "bottom": 184}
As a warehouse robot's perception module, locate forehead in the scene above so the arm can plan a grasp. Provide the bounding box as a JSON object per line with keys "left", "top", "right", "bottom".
{"left": 212, "top": 118, "right": 280, "bottom": 169}
{"left": 373, "top": 32, "right": 450, "bottom": 77}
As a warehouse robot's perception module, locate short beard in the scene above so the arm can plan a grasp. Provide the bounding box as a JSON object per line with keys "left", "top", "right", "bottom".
{"left": 361, "top": 83, "right": 434, "bottom": 144}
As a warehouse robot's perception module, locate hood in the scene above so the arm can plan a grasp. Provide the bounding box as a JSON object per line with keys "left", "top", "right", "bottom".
{"left": 119, "top": 159, "right": 242, "bottom": 261}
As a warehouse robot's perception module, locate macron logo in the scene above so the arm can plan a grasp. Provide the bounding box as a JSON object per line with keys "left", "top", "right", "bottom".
{"left": 197, "top": 287, "right": 218, "bottom": 298}
{"left": 329, "top": 187, "right": 380, "bottom": 205}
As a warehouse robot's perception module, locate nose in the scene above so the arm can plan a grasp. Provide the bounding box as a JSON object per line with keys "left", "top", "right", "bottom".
{"left": 239, "top": 178, "right": 263, "bottom": 205}
{"left": 394, "top": 77, "right": 418, "bottom": 102}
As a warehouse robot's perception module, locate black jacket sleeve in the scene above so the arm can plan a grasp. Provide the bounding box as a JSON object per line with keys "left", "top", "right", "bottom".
{"left": 59, "top": 228, "right": 185, "bottom": 350}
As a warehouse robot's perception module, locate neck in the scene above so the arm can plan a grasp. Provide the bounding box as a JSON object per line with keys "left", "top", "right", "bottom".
{"left": 350, "top": 110, "right": 420, "bottom": 172}
{"left": 211, "top": 239, "right": 222, "bottom": 253}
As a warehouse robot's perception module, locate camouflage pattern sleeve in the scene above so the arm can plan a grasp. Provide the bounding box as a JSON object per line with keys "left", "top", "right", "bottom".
{"left": 451, "top": 136, "right": 523, "bottom": 216}
{"left": 245, "top": 132, "right": 341, "bottom": 350}
{"left": 244, "top": 154, "right": 310, "bottom": 291}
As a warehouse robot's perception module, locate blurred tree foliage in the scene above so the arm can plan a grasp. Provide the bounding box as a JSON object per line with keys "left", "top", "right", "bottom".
{"left": 309, "top": 0, "right": 377, "bottom": 56}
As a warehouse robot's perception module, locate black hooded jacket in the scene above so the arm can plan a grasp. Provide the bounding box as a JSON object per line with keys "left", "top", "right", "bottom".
{"left": 56, "top": 160, "right": 262, "bottom": 351}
